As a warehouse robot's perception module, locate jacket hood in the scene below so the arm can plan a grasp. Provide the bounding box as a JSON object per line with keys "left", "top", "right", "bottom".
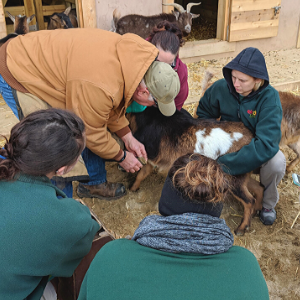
{"left": 116, "top": 34, "right": 158, "bottom": 106}
{"left": 223, "top": 47, "right": 269, "bottom": 98}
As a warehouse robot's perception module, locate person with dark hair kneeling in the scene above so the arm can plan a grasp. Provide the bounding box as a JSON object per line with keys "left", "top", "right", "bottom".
{"left": 0, "top": 108, "right": 100, "bottom": 300}
{"left": 78, "top": 154, "right": 269, "bottom": 300}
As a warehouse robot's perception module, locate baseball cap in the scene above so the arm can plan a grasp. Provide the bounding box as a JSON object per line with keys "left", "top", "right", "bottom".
{"left": 144, "top": 61, "right": 180, "bottom": 117}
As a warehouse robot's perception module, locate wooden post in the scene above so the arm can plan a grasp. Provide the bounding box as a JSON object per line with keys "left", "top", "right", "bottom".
{"left": 297, "top": 17, "right": 300, "bottom": 48}
{"left": 216, "top": 0, "right": 230, "bottom": 41}
{"left": 82, "top": 0, "right": 96, "bottom": 28}
{"left": 24, "top": 0, "right": 37, "bottom": 27}
{"left": 162, "top": 0, "right": 174, "bottom": 14}
{"left": 75, "top": 0, "right": 84, "bottom": 27}
{"left": 33, "top": 0, "right": 45, "bottom": 30}
{"left": 0, "top": 0, "right": 7, "bottom": 38}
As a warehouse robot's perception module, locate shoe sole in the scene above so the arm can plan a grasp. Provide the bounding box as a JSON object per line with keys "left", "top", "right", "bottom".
{"left": 77, "top": 188, "right": 127, "bottom": 201}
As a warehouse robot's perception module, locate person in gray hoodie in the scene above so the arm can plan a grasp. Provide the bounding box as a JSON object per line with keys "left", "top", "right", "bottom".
{"left": 196, "top": 47, "right": 286, "bottom": 225}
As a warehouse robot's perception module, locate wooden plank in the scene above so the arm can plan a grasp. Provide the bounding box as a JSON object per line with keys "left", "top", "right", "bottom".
{"left": 229, "top": 26, "right": 278, "bottom": 41}
{"left": 231, "top": 8, "right": 279, "bottom": 23}
{"left": 228, "top": 0, "right": 281, "bottom": 42}
{"left": 0, "top": 0, "right": 7, "bottom": 38}
{"left": 162, "top": 0, "right": 174, "bottom": 14}
{"left": 230, "top": 18, "right": 279, "bottom": 31}
{"left": 33, "top": 0, "right": 45, "bottom": 30}
{"left": 179, "top": 39, "right": 236, "bottom": 59}
{"left": 24, "top": 0, "right": 36, "bottom": 26}
{"left": 3, "top": 6, "right": 25, "bottom": 16}
{"left": 216, "top": 0, "right": 230, "bottom": 40}
{"left": 81, "top": 0, "right": 96, "bottom": 28}
{"left": 297, "top": 18, "right": 300, "bottom": 49}
{"left": 231, "top": 0, "right": 281, "bottom": 12}
{"left": 42, "top": 5, "right": 66, "bottom": 16}
{"left": 75, "top": 0, "right": 83, "bottom": 27}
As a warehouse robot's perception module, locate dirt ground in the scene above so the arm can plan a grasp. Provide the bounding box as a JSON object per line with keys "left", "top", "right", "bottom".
{"left": 1, "top": 48, "right": 300, "bottom": 299}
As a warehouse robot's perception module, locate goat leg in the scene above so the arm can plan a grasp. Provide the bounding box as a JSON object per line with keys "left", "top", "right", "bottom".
{"left": 286, "top": 139, "right": 300, "bottom": 172}
{"left": 130, "top": 163, "right": 154, "bottom": 191}
{"left": 247, "top": 177, "right": 264, "bottom": 216}
{"left": 230, "top": 185, "right": 256, "bottom": 236}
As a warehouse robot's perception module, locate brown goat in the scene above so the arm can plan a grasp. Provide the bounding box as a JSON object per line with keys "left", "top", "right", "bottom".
{"left": 111, "top": 2, "right": 201, "bottom": 39}
{"left": 170, "top": 152, "right": 263, "bottom": 218}
{"left": 127, "top": 107, "right": 264, "bottom": 235}
{"left": 200, "top": 70, "right": 300, "bottom": 172}
{"left": 279, "top": 91, "right": 300, "bottom": 171}
{"left": 47, "top": 7, "right": 78, "bottom": 30}
{"left": 6, "top": 11, "right": 35, "bottom": 34}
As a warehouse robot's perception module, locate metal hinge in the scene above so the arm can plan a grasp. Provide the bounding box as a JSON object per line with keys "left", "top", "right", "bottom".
{"left": 272, "top": 5, "right": 281, "bottom": 16}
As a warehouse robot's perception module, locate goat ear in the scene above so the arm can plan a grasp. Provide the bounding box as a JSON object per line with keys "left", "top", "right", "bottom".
{"left": 27, "top": 14, "right": 35, "bottom": 23}
{"left": 64, "top": 6, "right": 72, "bottom": 16}
{"left": 6, "top": 11, "right": 15, "bottom": 23}
{"left": 191, "top": 13, "right": 200, "bottom": 19}
{"left": 172, "top": 11, "right": 180, "bottom": 20}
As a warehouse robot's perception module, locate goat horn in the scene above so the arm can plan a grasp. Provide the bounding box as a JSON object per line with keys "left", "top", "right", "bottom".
{"left": 187, "top": 2, "right": 201, "bottom": 13}
{"left": 162, "top": 3, "right": 185, "bottom": 13}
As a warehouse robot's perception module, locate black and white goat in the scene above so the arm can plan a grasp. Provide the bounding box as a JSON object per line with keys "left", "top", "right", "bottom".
{"left": 111, "top": 2, "right": 201, "bottom": 38}
{"left": 127, "top": 107, "right": 263, "bottom": 236}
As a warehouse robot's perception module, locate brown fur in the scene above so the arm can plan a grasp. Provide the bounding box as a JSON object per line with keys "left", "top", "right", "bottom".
{"left": 6, "top": 11, "right": 35, "bottom": 34}
{"left": 112, "top": 8, "right": 199, "bottom": 39}
{"left": 170, "top": 154, "right": 263, "bottom": 235}
{"left": 200, "top": 70, "right": 300, "bottom": 172}
{"left": 127, "top": 109, "right": 262, "bottom": 235}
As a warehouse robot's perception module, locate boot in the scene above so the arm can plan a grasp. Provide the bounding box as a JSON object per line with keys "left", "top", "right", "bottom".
{"left": 77, "top": 181, "right": 126, "bottom": 200}
{"left": 259, "top": 207, "right": 276, "bottom": 225}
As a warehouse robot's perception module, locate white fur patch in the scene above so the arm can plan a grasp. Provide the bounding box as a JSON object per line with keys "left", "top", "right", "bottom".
{"left": 194, "top": 128, "right": 243, "bottom": 159}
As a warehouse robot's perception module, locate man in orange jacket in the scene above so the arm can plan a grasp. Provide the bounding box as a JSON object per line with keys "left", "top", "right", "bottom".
{"left": 0, "top": 28, "right": 180, "bottom": 199}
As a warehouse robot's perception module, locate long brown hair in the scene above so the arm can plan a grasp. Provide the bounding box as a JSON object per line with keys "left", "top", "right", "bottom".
{"left": 169, "top": 153, "right": 232, "bottom": 203}
{"left": 0, "top": 108, "right": 85, "bottom": 180}
{"left": 148, "top": 20, "right": 185, "bottom": 55}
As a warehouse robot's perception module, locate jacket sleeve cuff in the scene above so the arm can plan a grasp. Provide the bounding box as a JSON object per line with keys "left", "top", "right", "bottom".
{"left": 113, "top": 149, "right": 123, "bottom": 161}
{"left": 115, "top": 126, "right": 131, "bottom": 138}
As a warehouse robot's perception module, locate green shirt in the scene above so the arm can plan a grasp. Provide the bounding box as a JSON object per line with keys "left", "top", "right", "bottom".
{"left": 0, "top": 174, "right": 100, "bottom": 300}
{"left": 78, "top": 239, "right": 269, "bottom": 300}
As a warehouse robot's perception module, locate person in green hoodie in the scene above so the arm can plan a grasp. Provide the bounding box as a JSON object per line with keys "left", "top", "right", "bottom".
{"left": 0, "top": 108, "right": 100, "bottom": 300}
{"left": 78, "top": 153, "right": 269, "bottom": 300}
{"left": 195, "top": 47, "right": 285, "bottom": 225}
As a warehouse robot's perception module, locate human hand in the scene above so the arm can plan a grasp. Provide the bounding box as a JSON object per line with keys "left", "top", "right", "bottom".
{"left": 119, "top": 151, "right": 143, "bottom": 173}
{"left": 121, "top": 132, "right": 148, "bottom": 162}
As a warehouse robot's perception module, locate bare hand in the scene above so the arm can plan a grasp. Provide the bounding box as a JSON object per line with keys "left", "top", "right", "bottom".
{"left": 121, "top": 132, "right": 147, "bottom": 161}
{"left": 119, "top": 151, "right": 143, "bottom": 173}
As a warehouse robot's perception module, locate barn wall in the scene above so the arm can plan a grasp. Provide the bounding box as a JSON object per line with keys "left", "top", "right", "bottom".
{"left": 96, "top": 0, "right": 162, "bottom": 31}
{"left": 94, "top": 0, "right": 299, "bottom": 60}
{"left": 183, "top": 0, "right": 300, "bottom": 61}
{"left": 228, "top": 0, "right": 299, "bottom": 55}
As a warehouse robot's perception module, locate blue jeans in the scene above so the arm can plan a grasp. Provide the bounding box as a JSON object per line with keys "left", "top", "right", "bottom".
{"left": 51, "top": 148, "right": 107, "bottom": 198}
{"left": 0, "top": 75, "right": 107, "bottom": 198}
{"left": 0, "top": 74, "right": 19, "bottom": 118}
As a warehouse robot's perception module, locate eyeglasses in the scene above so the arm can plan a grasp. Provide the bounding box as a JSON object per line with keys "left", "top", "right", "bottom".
{"left": 148, "top": 90, "right": 158, "bottom": 107}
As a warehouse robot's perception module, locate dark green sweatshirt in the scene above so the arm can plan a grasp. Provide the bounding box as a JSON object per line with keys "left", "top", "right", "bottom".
{"left": 196, "top": 47, "right": 282, "bottom": 175}
{"left": 196, "top": 79, "right": 282, "bottom": 175}
{"left": 0, "top": 174, "right": 100, "bottom": 300}
{"left": 78, "top": 239, "right": 269, "bottom": 300}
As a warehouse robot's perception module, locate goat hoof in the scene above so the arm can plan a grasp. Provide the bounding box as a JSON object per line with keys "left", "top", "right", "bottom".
{"left": 234, "top": 228, "right": 245, "bottom": 236}
{"left": 129, "top": 186, "right": 139, "bottom": 192}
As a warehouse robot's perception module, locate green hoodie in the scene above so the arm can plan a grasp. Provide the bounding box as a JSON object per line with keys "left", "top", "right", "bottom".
{"left": 78, "top": 239, "right": 269, "bottom": 300}
{"left": 196, "top": 48, "right": 282, "bottom": 175}
{"left": 0, "top": 174, "right": 100, "bottom": 300}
